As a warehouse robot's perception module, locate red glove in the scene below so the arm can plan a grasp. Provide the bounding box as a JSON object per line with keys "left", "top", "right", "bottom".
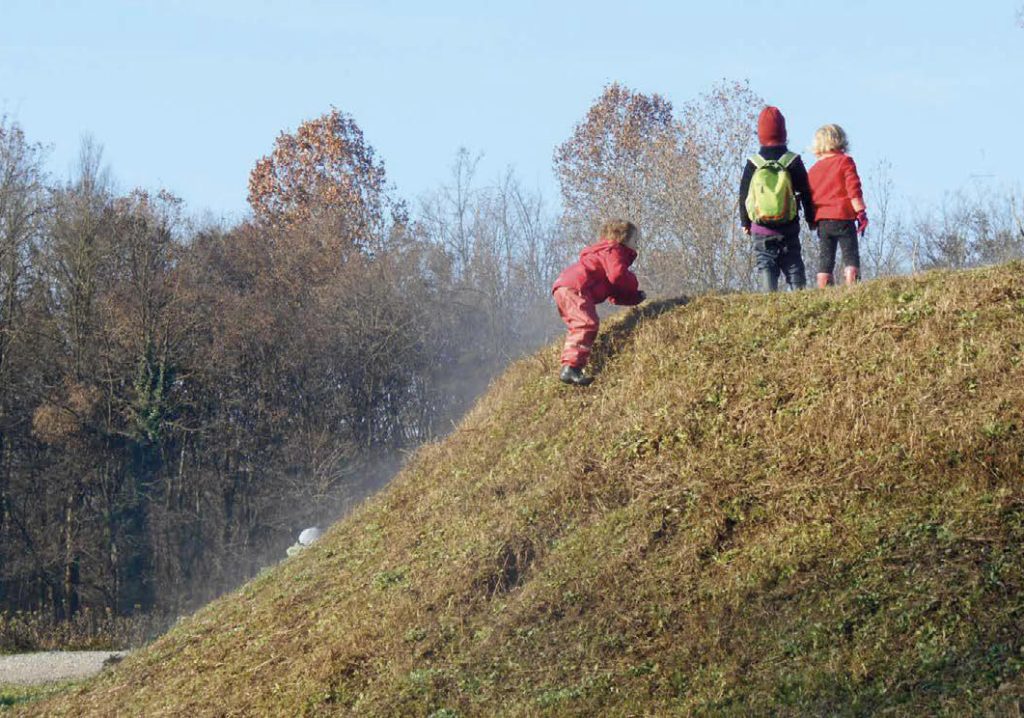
{"left": 856, "top": 210, "right": 869, "bottom": 236}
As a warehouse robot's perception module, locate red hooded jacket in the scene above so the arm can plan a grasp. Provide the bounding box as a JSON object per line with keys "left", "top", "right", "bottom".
{"left": 552, "top": 239, "right": 643, "bottom": 305}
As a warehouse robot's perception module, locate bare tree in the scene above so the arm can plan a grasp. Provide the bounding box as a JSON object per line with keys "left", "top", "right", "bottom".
{"left": 861, "top": 159, "right": 906, "bottom": 278}
{"left": 417, "top": 150, "right": 566, "bottom": 392}
{"left": 417, "top": 148, "right": 483, "bottom": 282}
{"left": 973, "top": 189, "right": 1024, "bottom": 265}
{"left": 1012, "top": 193, "right": 1024, "bottom": 246}
{"left": 675, "top": 80, "right": 764, "bottom": 292}
{"left": 0, "top": 118, "right": 49, "bottom": 616}
{"left": 908, "top": 187, "right": 1024, "bottom": 272}
{"left": 0, "top": 117, "right": 48, "bottom": 414}
{"left": 29, "top": 138, "right": 120, "bottom": 618}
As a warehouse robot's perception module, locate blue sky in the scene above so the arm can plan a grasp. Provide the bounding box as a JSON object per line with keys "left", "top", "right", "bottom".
{"left": 2, "top": 1, "right": 1022, "bottom": 223}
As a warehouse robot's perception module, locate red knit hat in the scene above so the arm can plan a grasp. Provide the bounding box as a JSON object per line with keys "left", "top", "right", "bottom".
{"left": 758, "top": 106, "right": 787, "bottom": 146}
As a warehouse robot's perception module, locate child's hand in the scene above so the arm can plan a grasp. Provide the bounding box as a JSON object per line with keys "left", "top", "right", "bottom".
{"left": 856, "top": 210, "right": 869, "bottom": 236}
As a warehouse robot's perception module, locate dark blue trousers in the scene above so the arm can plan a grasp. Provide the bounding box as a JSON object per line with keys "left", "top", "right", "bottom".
{"left": 753, "top": 229, "right": 806, "bottom": 292}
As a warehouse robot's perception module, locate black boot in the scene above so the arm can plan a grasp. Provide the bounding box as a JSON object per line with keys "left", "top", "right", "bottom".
{"left": 786, "top": 261, "right": 807, "bottom": 290}
{"left": 560, "top": 365, "right": 594, "bottom": 386}
{"left": 760, "top": 268, "right": 779, "bottom": 293}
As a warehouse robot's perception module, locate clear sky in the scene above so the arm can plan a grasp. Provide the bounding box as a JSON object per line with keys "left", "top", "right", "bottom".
{"left": 2, "top": 1, "right": 1022, "bottom": 223}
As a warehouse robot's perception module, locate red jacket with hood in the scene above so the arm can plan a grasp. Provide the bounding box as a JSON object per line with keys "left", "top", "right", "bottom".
{"left": 552, "top": 239, "right": 643, "bottom": 305}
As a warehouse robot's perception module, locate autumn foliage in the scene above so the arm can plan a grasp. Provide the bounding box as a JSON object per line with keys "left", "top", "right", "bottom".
{"left": 554, "top": 81, "right": 764, "bottom": 294}
{"left": 554, "top": 82, "right": 677, "bottom": 236}
{"left": 247, "top": 108, "right": 403, "bottom": 244}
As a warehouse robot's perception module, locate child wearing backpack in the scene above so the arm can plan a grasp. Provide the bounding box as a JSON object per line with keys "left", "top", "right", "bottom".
{"left": 552, "top": 219, "right": 646, "bottom": 386}
{"left": 739, "top": 106, "right": 816, "bottom": 292}
{"left": 807, "top": 124, "right": 867, "bottom": 287}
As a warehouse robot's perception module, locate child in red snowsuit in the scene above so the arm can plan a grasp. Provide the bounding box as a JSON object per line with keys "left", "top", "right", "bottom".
{"left": 551, "top": 219, "right": 645, "bottom": 386}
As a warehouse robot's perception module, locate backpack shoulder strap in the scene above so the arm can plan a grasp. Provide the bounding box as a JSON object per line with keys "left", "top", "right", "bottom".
{"left": 778, "top": 151, "right": 798, "bottom": 168}
{"left": 750, "top": 154, "right": 767, "bottom": 169}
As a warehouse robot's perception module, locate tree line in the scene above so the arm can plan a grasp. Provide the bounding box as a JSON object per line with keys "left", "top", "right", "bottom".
{"left": 1, "top": 80, "right": 1021, "bottom": 623}
{"left": 0, "top": 111, "right": 569, "bottom": 620}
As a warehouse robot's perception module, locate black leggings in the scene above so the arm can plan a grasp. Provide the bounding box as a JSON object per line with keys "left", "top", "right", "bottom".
{"left": 817, "top": 220, "right": 860, "bottom": 275}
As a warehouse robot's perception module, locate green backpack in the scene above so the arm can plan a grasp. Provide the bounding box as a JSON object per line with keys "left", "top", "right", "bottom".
{"left": 745, "top": 152, "right": 798, "bottom": 225}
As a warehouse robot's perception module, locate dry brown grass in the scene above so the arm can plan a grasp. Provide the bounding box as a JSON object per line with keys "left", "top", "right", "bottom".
{"left": 17, "top": 262, "right": 1024, "bottom": 716}
{"left": 0, "top": 609, "right": 165, "bottom": 655}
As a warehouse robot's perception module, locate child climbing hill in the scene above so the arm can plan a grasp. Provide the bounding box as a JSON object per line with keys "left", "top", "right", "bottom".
{"left": 552, "top": 219, "right": 646, "bottom": 386}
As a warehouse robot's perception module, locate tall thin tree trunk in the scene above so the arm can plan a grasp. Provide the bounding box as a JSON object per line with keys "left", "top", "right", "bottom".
{"left": 62, "top": 490, "right": 80, "bottom": 619}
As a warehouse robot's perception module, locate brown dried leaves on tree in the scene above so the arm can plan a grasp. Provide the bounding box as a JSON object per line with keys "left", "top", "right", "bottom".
{"left": 247, "top": 108, "right": 402, "bottom": 246}
{"left": 553, "top": 83, "right": 678, "bottom": 240}
{"left": 553, "top": 81, "right": 764, "bottom": 294}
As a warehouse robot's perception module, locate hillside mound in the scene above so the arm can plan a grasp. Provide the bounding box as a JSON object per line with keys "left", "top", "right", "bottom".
{"left": 24, "top": 264, "right": 1024, "bottom": 717}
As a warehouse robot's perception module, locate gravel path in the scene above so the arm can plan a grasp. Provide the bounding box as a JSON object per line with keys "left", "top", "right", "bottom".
{"left": 0, "top": 651, "right": 127, "bottom": 685}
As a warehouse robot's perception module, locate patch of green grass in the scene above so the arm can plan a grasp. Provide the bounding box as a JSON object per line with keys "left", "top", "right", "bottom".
{"left": 0, "top": 682, "right": 77, "bottom": 712}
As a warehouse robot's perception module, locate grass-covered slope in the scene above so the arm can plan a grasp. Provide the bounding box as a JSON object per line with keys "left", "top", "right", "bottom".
{"left": 27, "top": 264, "right": 1024, "bottom": 716}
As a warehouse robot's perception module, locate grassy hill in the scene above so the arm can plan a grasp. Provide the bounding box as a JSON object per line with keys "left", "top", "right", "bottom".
{"left": 17, "top": 263, "right": 1024, "bottom": 716}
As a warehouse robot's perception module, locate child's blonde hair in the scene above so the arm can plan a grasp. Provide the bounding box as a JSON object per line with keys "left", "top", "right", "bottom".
{"left": 812, "top": 124, "right": 849, "bottom": 155}
{"left": 600, "top": 219, "right": 638, "bottom": 245}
